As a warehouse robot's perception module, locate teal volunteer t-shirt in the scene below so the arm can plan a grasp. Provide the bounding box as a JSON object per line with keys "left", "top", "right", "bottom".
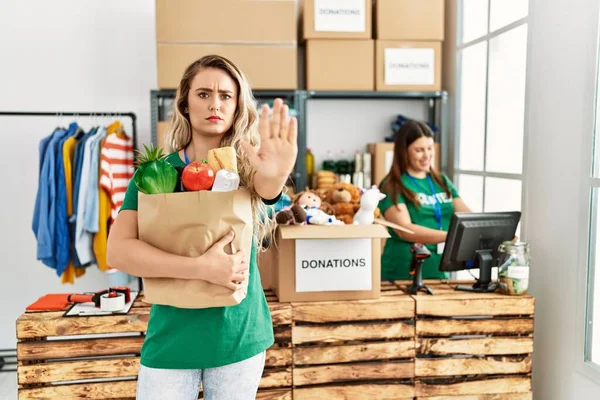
{"left": 378, "top": 173, "right": 460, "bottom": 281}
{"left": 120, "top": 152, "right": 274, "bottom": 369}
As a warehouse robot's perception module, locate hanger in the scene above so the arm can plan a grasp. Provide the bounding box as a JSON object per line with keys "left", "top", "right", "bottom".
{"left": 55, "top": 112, "right": 63, "bottom": 131}
{"left": 114, "top": 113, "right": 129, "bottom": 139}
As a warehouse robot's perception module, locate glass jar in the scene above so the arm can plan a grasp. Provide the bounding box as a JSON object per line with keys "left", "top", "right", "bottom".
{"left": 497, "top": 241, "right": 531, "bottom": 295}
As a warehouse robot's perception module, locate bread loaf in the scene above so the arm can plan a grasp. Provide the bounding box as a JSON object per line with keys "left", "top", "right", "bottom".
{"left": 208, "top": 146, "right": 238, "bottom": 174}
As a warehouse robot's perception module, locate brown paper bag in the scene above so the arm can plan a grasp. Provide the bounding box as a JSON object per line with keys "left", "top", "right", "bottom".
{"left": 137, "top": 188, "right": 253, "bottom": 309}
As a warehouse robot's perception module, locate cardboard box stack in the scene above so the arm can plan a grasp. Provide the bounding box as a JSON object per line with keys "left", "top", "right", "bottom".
{"left": 375, "top": 0, "right": 444, "bottom": 91}
{"left": 155, "top": 0, "right": 298, "bottom": 90}
{"left": 303, "top": 0, "right": 374, "bottom": 90}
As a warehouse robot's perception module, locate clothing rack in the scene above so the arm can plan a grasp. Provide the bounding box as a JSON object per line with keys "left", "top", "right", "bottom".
{"left": 0, "top": 111, "right": 138, "bottom": 150}
{"left": 0, "top": 110, "right": 143, "bottom": 291}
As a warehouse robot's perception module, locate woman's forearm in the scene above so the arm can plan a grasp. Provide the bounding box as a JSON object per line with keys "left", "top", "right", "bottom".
{"left": 395, "top": 223, "right": 446, "bottom": 245}
{"left": 254, "top": 172, "right": 286, "bottom": 201}
{"left": 107, "top": 237, "right": 202, "bottom": 280}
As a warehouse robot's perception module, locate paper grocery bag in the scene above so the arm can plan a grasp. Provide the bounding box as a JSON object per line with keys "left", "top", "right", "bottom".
{"left": 137, "top": 188, "right": 253, "bottom": 309}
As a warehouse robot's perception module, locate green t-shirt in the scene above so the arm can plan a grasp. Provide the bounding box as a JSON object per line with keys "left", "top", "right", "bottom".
{"left": 378, "top": 173, "right": 460, "bottom": 281}
{"left": 121, "top": 152, "right": 274, "bottom": 369}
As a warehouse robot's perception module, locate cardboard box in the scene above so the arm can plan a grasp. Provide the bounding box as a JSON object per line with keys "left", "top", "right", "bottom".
{"left": 258, "top": 245, "right": 277, "bottom": 290}
{"left": 306, "top": 39, "right": 374, "bottom": 90}
{"left": 157, "top": 43, "right": 297, "bottom": 89}
{"left": 376, "top": 0, "right": 445, "bottom": 40}
{"left": 272, "top": 224, "right": 389, "bottom": 302}
{"left": 156, "top": 121, "right": 168, "bottom": 149}
{"left": 156, "top": 0, "right": 297, "bottom": 43}
{"left": 368, "top": 142, "right": 441, "bottom": 187}
{"left": 303, "top": 0, "right": 371, "bottom": 40}
{"left": 376, "top": 40, "right": 442, "bottom": 91}
{"left": 368, "top": 142, "right": 395, "bottom": 187}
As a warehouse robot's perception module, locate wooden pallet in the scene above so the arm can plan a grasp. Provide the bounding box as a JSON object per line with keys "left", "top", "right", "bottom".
{"left": 16, "top": 281, "right": 537, "bottom": 399}
{"left": 16, "top": 293, "right": 292, "bottom": 400}
{"left": 291, "top": 281, "right": 416, "bottom": 400}
{"left": 396, "top": 282, "right": 534, "bottom": 400}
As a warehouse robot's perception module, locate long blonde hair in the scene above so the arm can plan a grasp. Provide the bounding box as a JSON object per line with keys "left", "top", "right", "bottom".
{"left": 164, "top": 55, "right": 275, "bottom": 248}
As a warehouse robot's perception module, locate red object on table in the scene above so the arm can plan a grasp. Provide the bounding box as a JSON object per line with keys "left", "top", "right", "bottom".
{"left": 26, "top": 294, "right": 71, "bottom": 311}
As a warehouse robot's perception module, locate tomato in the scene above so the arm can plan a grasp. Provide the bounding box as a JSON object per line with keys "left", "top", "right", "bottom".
{"left": 182, "top": 161, "right": 215, "bottom": 191}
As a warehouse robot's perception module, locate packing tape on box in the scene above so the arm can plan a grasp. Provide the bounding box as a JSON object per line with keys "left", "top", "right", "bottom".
{"left": 100, "top": 292, "right": 126, "bottom": 312}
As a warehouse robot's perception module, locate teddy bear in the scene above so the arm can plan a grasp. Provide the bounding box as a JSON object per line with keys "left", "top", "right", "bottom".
{"left": 325, "top": 182, "right": 362, "bottom": 224}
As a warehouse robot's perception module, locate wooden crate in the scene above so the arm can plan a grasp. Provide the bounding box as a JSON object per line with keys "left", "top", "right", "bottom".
{"left": 396, "top": 281, "right": 534, "bottom": 400}
{"left": 291, "top": 281, "right": 416, "bottom": 400}
{"left": 16, "top": 292, "right": 292, "bottom": 400}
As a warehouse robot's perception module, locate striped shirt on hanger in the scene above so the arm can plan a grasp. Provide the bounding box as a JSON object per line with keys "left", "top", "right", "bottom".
{"left": 99, "top": 128, "right": 134, "bottom": 223}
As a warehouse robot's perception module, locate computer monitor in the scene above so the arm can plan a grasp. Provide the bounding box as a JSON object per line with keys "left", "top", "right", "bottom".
{"left": 439, "top": 211, "right": 522, "bottom": 293}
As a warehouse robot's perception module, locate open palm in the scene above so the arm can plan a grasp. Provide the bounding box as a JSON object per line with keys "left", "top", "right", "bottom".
{"left": 241, "top": 98, "right": 298, "bottom": 179}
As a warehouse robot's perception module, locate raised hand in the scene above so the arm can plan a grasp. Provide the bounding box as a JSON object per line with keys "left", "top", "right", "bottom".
{"left": 241, "top": 98, "right": 298, "bottom": 180}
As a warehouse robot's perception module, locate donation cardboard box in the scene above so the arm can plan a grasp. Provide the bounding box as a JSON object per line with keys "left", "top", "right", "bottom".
{"left": 376, "top": 0, "right": 445, "bottom": 40}
{"left": 272, "top": 224, "right": 389, "bottom": 302}
{"left": 258, "top": 244, "right": 277, "bottom": 290}
{"left": 306, "top": 39, "right": 374, "bottom": 90}
{"left": 376, "top": 40, "right": 442, "bottom": 92}
{"left": 303, "top": 0, "right": 372, "bottom": 40}
{"left": 157, "top": 43, "right": 298, "bottom": 90}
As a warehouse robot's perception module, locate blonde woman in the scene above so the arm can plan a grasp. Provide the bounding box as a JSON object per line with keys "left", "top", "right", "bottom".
{"left": 106, "top": 55, "right": 297, "bottom": 400}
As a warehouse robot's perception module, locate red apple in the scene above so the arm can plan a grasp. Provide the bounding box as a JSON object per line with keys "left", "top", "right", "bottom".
{"left": 182, "top": 161, "right": 215, "bottom": 191}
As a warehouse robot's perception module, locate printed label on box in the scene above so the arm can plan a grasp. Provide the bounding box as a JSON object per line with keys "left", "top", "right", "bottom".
{"left": 384, "top": 48, "right": 435, "bottom": 86}
{"left": 314, "top": 0, "right": 365, "bottom": 32}
{"left": 295, "top": 238, "right": 372, "bottom": 292}
{"left": 385, "top": 150, "right": 394, "bottom": 175}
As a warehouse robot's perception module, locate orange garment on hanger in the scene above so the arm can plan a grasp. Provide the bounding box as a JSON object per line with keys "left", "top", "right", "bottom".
{"left": 61, "top": 135, "right": 86, "bottom": 284}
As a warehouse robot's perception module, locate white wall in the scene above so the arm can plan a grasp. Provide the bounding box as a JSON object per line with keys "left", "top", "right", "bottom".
{"left": 0, "top": 0, "right": 156, "bottom": 349}
{"left": 306, "top": 98, "right": 428, "bottom": 169}
{"left": 525, "top": 0, "right": 600, "bottom": 398}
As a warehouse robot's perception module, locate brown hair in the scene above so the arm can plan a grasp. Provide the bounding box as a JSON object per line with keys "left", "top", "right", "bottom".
{"left": 380, "top": 120, "right": 451, "bottom": 208}
{"left": 163, "top": 55, "right": 274, "bottom": 246}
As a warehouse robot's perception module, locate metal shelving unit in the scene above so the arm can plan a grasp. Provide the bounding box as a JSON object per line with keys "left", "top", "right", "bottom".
{"left": 150, "top": 89, "right": 448, "bottom": 191}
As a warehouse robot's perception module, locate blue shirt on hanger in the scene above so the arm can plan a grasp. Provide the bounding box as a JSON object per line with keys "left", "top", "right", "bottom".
{"left": 35, "top": 128, "right": 69, "bottom": 270}
{"left": 32, "top": 129, "right": 60, "bottom": 239}
{"left": 54, "top": 122, "right": 79, "bottom": 276}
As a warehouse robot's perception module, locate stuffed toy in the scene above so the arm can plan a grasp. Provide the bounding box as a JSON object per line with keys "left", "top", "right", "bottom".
{"left": 354, "top": 186, "right": 386, "bottom": 225}
{"left": 325, "top": 182, "right": 362, "bottom": 224}
{"left": 275, "top": 204, "right": 307, "bottom": 226}
{"left": 275, "top": 189, "right": 337, "bottom": 226}
{"left": 303, "top": 206, "right": 344, "bottom": 225}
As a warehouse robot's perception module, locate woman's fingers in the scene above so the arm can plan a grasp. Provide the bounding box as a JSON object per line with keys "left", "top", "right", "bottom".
{"left": 288, "top": 116, "right": 298, "bottom": 145}
{"left": 270, "top": 98, "right": 283, "bottom": 139}
{"left": 231, "top": 273, "right": 246, "bottom": 283}
{"left": 279, "top": 104, "right": 290, "bottom": 141}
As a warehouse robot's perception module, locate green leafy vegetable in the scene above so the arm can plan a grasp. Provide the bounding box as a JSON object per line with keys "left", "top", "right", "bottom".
{"left": 134, "top": 144, "right": 178, "bottom": 194}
